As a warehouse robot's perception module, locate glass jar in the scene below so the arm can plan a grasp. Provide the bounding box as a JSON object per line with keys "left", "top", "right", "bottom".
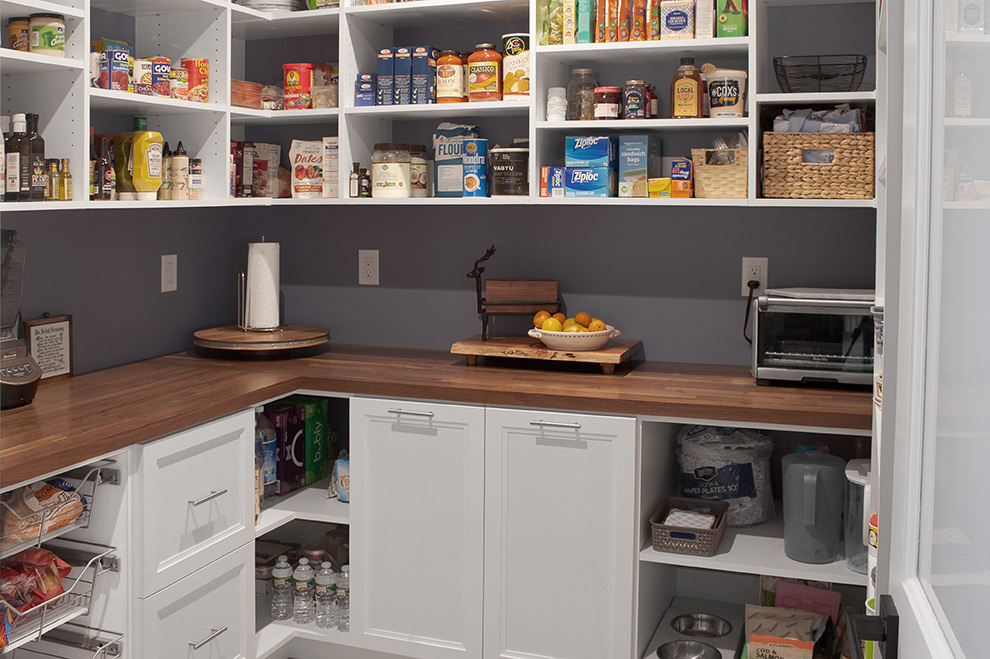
{"left": 409, "top": 144, "right": 429, "bottom": 197}
{"left": 622, "top": 80, "right": 648, "bottom": 119}
{"left": 437, "top": 50, "right": 465, "bottom": 103}
{"left": 467, "top": 43, "right": 502, "bottom": 101}
{"left": 371, "top": 143, "right": 411, "bottom": 198}
{"left": 647, "top": 84, "right": 658, "bottom": 118}
{"left": 593, "top": 86, "right": 622, "bottom": 120}
{"left": 566, "top": 68, "right": 597, "bottom": 121}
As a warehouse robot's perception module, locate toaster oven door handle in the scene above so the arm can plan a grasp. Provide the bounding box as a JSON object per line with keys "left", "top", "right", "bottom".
{"left": 762, "top": 297, "right": 875, "bottom": 312}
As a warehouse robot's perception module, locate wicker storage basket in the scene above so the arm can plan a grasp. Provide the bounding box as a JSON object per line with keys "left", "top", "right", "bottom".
{"left": 691, "top": 148, "right": 747, "bottom": 199}
{"left": 649, "top": 496, "right": 729, "bottom": 557}
{"left": 762, "top": 132, "right": 875, "bottom": 199}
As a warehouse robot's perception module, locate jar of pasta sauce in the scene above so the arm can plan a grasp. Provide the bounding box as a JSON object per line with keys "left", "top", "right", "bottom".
{"left": 622, "top": 80, "right": 648, "bottom": 119}
{"left": 593, "top": 86, "right": 621, "bottom": 120}
{"left": 437, "top": 50, "right": 465, "bottom": 103}
{"left": 467, "top": 43, "right": 502, "bottom": 101}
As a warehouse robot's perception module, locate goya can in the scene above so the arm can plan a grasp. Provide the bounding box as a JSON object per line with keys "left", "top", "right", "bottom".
{"left": 462, "top": 138, "right": 489, "bottom": 197}
{"left": 133, "top": 59, "right": 153, "bottom": 94}
{"left": 100, "top": 50, "right": 129, "bottom": 91}
{"left": 283, "top": 62, "right": 314, "bottom": 109}
{"left": 151, "top": 57, "right": 171, "bottom": 97}
{"left": 181, "top": 58, "right": 209, "bottom": 103}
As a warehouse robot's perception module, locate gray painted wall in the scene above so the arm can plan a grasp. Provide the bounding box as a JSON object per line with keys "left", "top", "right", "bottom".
{"left": 2, "top": 203, "right": 875, "bottom": 374}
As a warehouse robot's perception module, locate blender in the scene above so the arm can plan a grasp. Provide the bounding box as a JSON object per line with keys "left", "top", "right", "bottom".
{"left": 1, "top": 229, "right": 41, "bottom": 409}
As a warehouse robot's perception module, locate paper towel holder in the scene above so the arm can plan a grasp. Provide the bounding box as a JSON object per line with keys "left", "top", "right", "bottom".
{"left": 237, "top": 270, "right": 284, "bottom": 333}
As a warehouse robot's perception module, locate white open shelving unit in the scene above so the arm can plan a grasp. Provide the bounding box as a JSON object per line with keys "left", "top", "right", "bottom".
{"left": 1, "top": 0, "right": 882, "bottom": 212}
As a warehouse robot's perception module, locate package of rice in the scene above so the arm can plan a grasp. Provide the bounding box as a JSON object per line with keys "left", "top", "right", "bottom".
{"left": 676, "top": 425, "right": 774, "bottom": 527}
{"left": 289, "top": 139, "right": 323, "bottom": 198}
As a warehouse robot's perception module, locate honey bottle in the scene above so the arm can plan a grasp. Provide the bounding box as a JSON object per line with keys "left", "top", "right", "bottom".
{"left": 670, "top": 57, "right": 703, "bottom": 119}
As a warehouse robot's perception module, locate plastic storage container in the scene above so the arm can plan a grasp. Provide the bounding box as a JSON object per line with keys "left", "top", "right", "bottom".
{"left": 845, "top": 459, "right": 870, "bottom": 574}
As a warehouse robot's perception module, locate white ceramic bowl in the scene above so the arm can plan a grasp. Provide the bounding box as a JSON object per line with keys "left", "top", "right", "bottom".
{"left": 527, "top": 325, "right": 621, "bottom": 351}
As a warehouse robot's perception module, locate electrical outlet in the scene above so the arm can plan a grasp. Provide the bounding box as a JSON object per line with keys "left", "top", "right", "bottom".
{"left": 359, "top": 249, "right": 379, "bottom": 286}
{"left": 741, "top": 257, "right": 768, "bottom": 297}
{"left": 161, "top": 254, "right": 177, "bottom": 293}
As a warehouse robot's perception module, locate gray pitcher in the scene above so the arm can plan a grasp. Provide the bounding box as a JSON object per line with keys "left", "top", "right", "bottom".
{"left": 782, "top": 450, "right": 845, "bottom": 564}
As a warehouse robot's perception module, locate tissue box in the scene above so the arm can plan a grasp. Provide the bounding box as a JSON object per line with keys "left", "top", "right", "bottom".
{"left": 564, "top": 167, "right": 616, "bottom": 197}
{"left": 618, "top": 135, "right": 662, "bottom": 197}
{"left": 565, "top": 136, "right": 617, "bottom": 168}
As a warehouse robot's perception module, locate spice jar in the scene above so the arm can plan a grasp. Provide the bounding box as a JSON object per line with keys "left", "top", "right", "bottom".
{"left": 467, "top": 43, "right": 502, "bottom": 101}
{"left": 29, "top": 13, "right": 65, "bottom": 58}
{"left": 371, "top": 142, "right": 411, "bottom": 198}
{"left": 593, "top": 86, "right": 621, "bottom": 120}
{"left": 8, "top": 17, "right": 29, "bottom": 51}
{"left": 622, "top": 80, "right": 648, "bottom": 119}
{"left": 566, "top": 68, "right": 597, "bottom": 121}
{"left": 437, "top": 50, "right": 465, "bottom": 103}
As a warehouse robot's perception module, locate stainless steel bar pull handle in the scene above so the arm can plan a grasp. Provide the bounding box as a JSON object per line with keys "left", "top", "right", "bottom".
{"left": 189, "top": 626, "right": 228, "bottom": 650}
{"left": 388, "top": 409, "right": 435, "bottom": 418}
{"left": 188, "top": 488, "right": 228, "bottom": 506}
{"left": 530, "top": 420, "right": 582, "bottom": 429}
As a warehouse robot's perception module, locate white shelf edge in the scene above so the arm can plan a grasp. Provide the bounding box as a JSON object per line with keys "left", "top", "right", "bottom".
{"left": 344, "top": 0, "right": 526, "bottom": 18}
{"left": 0, "top": 0, "right": 85, "bottom": 19}
{"left": 536, "top": 118, "right": 749, "bottom": 130}
{"left": 944, "top": 201, "right": 990, "bottom": 210}
{"left": 535, "top": 36, "right": 750, "bottom": 55}
{"left": 944, "top": 117, "right": 990, "bottom": 127}
{"left": 945, "top": 32, "right": 990, "bottom": 44}
{"left": 0, "top": 49, "right": 87, "bottom": 73}
{"left": 756, "top": 91, "right": 877, "bottom": 104}
{"left": 536, "top": 197, "right": 745, "bottom": 206}
{"left": 230, "top": 107, "right": 340, "bottom": 124}
{"left": 752, "top": 197, "right": 877, "bottom": 208}
{"left": 255, "top": 478, "right": 349, "bottom": 538}
{"left": 344, "top": 100, "right": 529, "bottom": 118}
{"left": 89, "top": 88, "right": 227, "bottom": 114}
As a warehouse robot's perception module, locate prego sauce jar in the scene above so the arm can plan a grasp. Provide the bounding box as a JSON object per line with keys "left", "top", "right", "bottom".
{"left": 467, "top": 43, "right": 502, "bottom": 101}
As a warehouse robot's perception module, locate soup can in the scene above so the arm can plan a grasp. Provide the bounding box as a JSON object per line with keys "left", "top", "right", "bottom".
{"left": 462, "top": 138, "right": 489, "bottom": 197}
{"left": 170, "top": 66, "right": 188, "bottom": 100}
{"left": 133, "top": 58, "right": 153, "bottom": 94}
{"left": 151, "top": 57, "right": 171, "bottom": 97}
{"left": 283, "top": 62, "right": 314, "bottom": 109}
{"left": 490, "top": 147, "right": 528, "bottom": 196}
{"left": 181, "top": 58, "right": 210, "bottom": 103}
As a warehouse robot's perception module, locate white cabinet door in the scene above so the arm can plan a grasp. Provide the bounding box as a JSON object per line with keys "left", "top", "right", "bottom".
{"left": 484, "top": 408, "right": 637, "bottom": 659}
{"left": 135, "top": 410, "right": 254, "bottom": 597}
{"left": 350, "top": 397, "right": 485, "bottom": 659}
{"left": 137, "top": 541, "right": 254, "bottom": 659}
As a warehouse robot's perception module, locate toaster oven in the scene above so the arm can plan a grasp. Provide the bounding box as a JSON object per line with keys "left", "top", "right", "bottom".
{"left": 752, "top": 288, "right": 875, "bottom": 386}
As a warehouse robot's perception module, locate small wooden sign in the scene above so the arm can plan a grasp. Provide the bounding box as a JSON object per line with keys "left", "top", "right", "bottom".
{"left": 23, "top": 313, "right": 73, "bottom": 379}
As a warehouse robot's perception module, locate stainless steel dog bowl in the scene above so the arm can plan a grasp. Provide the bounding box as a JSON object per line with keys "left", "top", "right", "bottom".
{"left": 655, "top": 639, "right": 722, "bottom": 659}
{"left": 670, "top": 613, "right": 732, "bottom": 637}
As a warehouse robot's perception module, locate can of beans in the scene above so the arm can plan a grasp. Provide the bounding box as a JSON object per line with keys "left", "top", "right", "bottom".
{"left": 170, "top": 66, "right": 188, "bottom": 100}
{"left": 151, "top": 57, "right": 171, "bottom": 97}
{"left": 181, "top": 58, "right": 209, "bottom": 103}
{"left": 133, "top": 58, "right": 153, "bottom": 94}
{"left": 283, "top": 62, "right": 314, "bottom": 109}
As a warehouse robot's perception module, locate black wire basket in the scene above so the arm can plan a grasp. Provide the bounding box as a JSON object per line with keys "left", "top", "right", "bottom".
{"left": 773, "top": 55, "right": 868, "bottom": 93}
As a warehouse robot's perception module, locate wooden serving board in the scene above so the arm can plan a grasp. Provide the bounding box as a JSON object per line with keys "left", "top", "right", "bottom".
{"left": 193, "top": 324, "right": 330, "bottom": 352}
{"left": 451, "top": 334, "right": 643, "bottom": 374}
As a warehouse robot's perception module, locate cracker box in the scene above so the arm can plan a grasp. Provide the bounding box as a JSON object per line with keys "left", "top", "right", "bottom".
{"left": 618, "top": 135, "right": 662, "bottom": 197}
{"left": 393, "top": 46, "right": 412, "bottom": 105}
{"left": 565, "top": 135, "right": 617, "bottom": 168}
{"left": 661, "top": 0, "right": 694, "bottom": 39}
{"left": 281, "top": 395, "right": 335, "bottom": 485}
{"left": 355, "top": 73, "right": 376, "bottom": 106}
{"left": 649, "top": 177, "right": 671, "bottom": 198}
{"left": 564, "top": 167, "right": 616, "bottom": 197}
{"left": 266, "top": 404, "right": 306, "bottom": 496}
{"left": 716, "top": 0, "right": 747, "bottom": 37}
{"left": 376, "top": 48, "right": 394, "bottom": 105}
{"left": 322, "top": 137, "right": 339, "bottom": 198}
{"left": 412, "top": 46, "right": 438, "bottom": 104}
{"left": 540, "top": 166, "right": 566, "bottom": 197}
{"left": 237, "top": 141, "right": 255, "bottom": 197}
{"left": 670, "top": 158, "right": 693, "bottom": 198}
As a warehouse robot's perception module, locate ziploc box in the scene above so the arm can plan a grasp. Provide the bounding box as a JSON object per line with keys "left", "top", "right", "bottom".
{"left": 267, "top": 404, "right": 307, "bottom": 495}
{"left": 281, "top": 395, "right": 335, "bottom": 485}
{"left": 540, "top": 166, "right": 566, "bottom": 197}
{"left": 377, "top": 48, "right": 394, "bottom": 105}
{"left": 355, "top": 73, "right": 376, "bottom": 106}
{"left": 670, "top": 158, "right": 693, "bottom": 198}
{"left": 393, "top": 46, "right": 412, "bottom": 105}
{"left": 433, "top": 122, "right": 479, "bottom": 197}
{"left": 618, "top": 135, "right": 662, "bottom": 197}
{"left": 564, "top": 167, "right": 616, "bottom": 197}
{"left": 411, "top": 46, "right": 439, "bottom": 104}
{"left": 565, "top": 135, "right": 617, "bottom": 168}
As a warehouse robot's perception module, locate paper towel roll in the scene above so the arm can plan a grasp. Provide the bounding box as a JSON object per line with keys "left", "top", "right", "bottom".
{"left": 246, "top": 241, "right": 279, "bottom": 329}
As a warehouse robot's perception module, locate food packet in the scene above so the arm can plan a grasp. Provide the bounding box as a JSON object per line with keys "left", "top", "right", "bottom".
{"left": 1, "top": 479, "right": 85, "bottom": 549}
{"left": 0, "top": 548, "right": 72, "bottom": 612}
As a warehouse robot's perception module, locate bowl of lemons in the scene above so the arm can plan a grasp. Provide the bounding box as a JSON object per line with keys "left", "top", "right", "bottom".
{"left": 527, "top": 310, "right": 620, "bottom": 351}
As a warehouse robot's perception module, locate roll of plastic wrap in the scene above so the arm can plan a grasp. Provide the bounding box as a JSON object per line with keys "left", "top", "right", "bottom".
{"left": 246, "top": 241, "right": 279, "bottom": 329}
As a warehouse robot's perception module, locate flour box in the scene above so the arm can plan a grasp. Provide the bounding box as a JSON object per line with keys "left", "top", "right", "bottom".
{"left": 433, "top": 122, "right": 479, "bottom": 197}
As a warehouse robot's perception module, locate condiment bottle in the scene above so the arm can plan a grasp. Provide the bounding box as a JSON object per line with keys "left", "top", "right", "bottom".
{"left": 96, "top": 136, "right": 115, "bottom": 200}
{"left": 953, "top": 63, "right": 972, "bottom": 118}
{"left": 26, "top": 113, "right": 45, "bottom": 201}
{"left": 158, "top": 141, "right": 171, "bottom": 200}
{"left": 5, "top": 114, "right": 27, "bottom": 201}
{"left": 113, "top": 132, "right": 136, "bottom": 200}
{"left": 358, "top": 168, "right": 371, "bottom": 197}
{"left": 170, "top": 141, "right": 189, "bottom": 200}
{"left": 1, "top": 115, "right": 7, "bottom": 200}
{"left": 437, "top": 50, "right": 465, "bottom": 103}
{"left": 58, "top": 158, "right": 72, "bottom": 201}
{"left": 349, "top": 162, "right": 360, "bottom": 197}
{"left": 131, "top": 129, "right": 164, "bottom": 201}
{"left": 670, "top": 57, "right": 703, "bottom": 119}
{"left": 467, "top": 43, "right": 502, "bottom": 102}
{"left": 45, "top": 159, "right": 59, "bottom": 200}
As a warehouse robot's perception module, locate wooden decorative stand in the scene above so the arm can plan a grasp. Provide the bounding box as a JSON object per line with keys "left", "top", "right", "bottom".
{"left": 451, "top": 334, "right": 643, "bottom": 374}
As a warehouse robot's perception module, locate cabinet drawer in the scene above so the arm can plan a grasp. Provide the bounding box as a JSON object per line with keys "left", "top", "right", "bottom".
{"left": 135, "top": 410, "right": 254, "bottom": 597}
{"left": 137, "top": 541, "right": 254, "bottom": 659}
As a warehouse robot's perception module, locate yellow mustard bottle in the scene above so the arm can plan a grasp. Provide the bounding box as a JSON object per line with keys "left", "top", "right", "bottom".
{"left": 131, "top": 130, "right": 164, "bottom": 201}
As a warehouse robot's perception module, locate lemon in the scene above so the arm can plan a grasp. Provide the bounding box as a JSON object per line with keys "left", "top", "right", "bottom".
{"left": 562, "top": 318, "right": 578, "bottom": 329}
{"left": 563, "top": 324, "right": 582, "bottom": 333}
{"left": 541, "top": 317, "right": 563, "bottom": 332}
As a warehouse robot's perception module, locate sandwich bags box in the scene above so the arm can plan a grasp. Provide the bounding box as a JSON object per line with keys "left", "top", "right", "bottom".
{"left": 618, "top": 135, "right": 662, "bottom": 197}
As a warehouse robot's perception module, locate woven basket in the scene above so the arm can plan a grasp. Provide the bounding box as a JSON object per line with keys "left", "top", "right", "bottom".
{"left": 763, "top": 132, "right": 875, "bottom": 199}
{"left": 691, "top": 148, "right": 747, "bottom": 199}
{"left": 649, "top": 496, "right": 728, "bottom": 557}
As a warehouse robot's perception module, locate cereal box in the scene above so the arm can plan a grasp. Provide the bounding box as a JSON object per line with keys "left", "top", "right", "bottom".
{"left": 564, "top": 167, "right": 616, "bottom": 197}
{"left": 377, "top": 48, "right": 394, "bottom": 105}
{"left": 618, "top": 135, "right": 662, "bottom": 197}
{"left": 565, "top": 135, "right": 617, "bottom": 168}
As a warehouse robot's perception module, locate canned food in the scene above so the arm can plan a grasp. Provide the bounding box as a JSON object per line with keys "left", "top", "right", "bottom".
{"left": 170, "top": 66, "right": 188, "bottom": 100}
{"left": 283, "top": 62, "right": 314, "bottom": 109}
{"left": 133, "top": 59, "right": 153, "bottom": 94}
{"left": 491, "top": 147, "right": 528, "bottom": 196}
{"left": 100, "top": 50, "right": 129, "bottom": 91}
{"left": 151, "top": 57, "right": 171, "bottom": 97}
{"left": 181, "top": 58, "right": 209, "bottom": 103}
{"left": 462, "top": 138, "right": 489, "bottom": 197}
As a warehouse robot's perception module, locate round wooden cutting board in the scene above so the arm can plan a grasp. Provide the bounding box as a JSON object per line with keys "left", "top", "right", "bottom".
{"left": 193, "top": 324, "right": 330, "bottom": 351}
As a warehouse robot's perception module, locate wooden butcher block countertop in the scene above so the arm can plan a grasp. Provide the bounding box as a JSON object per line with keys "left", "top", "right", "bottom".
{"left": 0, "top": 344, "right": 872, "bottom": 487}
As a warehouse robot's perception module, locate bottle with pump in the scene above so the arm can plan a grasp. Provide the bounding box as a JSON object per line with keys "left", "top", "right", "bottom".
{"left": 6, "top": 114, "right": 28, "bottom": 201}
{"left": 131, "top": 121, "right": 164, "bottom": 201}
{"left": 58, "top": 158, "right": 72, "bottom": 201}
{"left": 170, "top": 141, "right": 189, "bottom": 200}
{"left": 158, "top": 142, "right": 172, "bottom": 200}
{"left": 26, "top": 114, "right": 45, "bottom": 201}
{"left": 349, "top": 162, "right": 360, "bottom": 198}
{"left": 670, "top": 57, "right": 704, "bottom": 119}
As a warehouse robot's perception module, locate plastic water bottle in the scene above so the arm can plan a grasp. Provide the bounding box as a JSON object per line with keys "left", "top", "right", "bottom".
{"left": 255, "top": 408, "right": 278, "bottom": 500}
{"left": 270, "top": 555, "right": 293, "bottom": 621}
{"left": 336, "top": 564, "right": 350, "bottom": 632}
{"left": 293, "top": 557, "right": 316, "bottom": 625}
{"left": 314, "top": 561, "right": 337, "bottom": 629}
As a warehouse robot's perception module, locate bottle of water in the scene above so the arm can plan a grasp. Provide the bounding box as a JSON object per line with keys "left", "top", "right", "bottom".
{"left": 293, "top": 557, "right": 316, "bottom": 625}
{"left": 336, "top": 564, "right": 350, "bottom": 632}
{"left": 270, "top": 555, "right": 293, "bottom": 621}
{"left": 255, "top": 408, "right": 278, "bottom": 500}
{"left": 314, "top": 561, "right": 337, "bottom": 629}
